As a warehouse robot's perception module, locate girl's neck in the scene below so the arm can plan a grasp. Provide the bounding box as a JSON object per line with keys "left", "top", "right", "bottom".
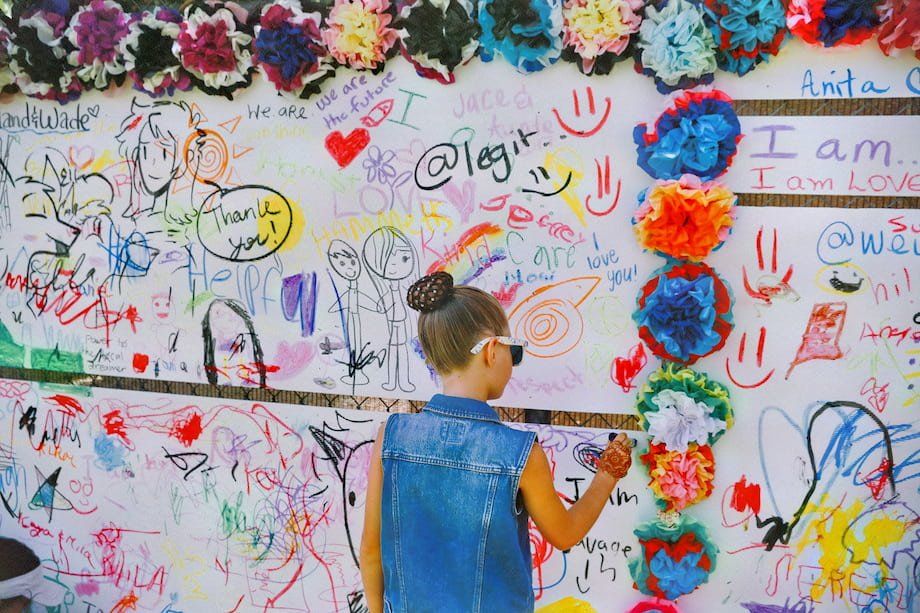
{"left": 441, "top": 372, "right": 490, "bottom": 402}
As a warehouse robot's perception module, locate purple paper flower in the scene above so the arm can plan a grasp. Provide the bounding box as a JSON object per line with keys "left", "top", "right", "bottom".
{"left": 67, "top": 0, "right": 130, "bottom": 89}
{"left": 175, "top": 2, "right": 254, "bottom": 99}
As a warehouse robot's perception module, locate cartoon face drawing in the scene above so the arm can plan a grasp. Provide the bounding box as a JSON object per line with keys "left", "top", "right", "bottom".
{"left": 385, "top": 245, "right": 415, "bottom": 280}
{"left": 137, "top": 120, "right": 180, "bottom": 197}
{"left": 327, "top": 240, "right": 361, "bottom": 281}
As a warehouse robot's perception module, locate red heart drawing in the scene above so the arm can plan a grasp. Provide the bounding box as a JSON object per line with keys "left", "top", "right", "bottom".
{"left": 325, "top": 128, "right": 370, "bottom": 168}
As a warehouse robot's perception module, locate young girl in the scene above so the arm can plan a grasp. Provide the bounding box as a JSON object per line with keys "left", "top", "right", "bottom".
{"left": 360, "top": 271, "right": 633, "bottom": 612}
{"left": 0, "top": 538, "right": 65, "bottom": 613}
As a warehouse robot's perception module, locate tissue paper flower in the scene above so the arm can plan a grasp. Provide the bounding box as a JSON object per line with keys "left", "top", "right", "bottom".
{"left": 560, "top": 0, "right": 642, "bottom": 76}
{"left": 175, "top": 3, "right": 254, "bottom": 98}
{"left": 633, "top": 89, "right": 742, "bottom": 181}
{"left": 630, "top": 515, "right": 718, "bottom": 600}
{"left": 323, "top": 0, "right": 399, "bottom": 72}
{"left": 633, "top": 261, "right": 734, "bottom": 365}
{"left": 67, "top": 0, "right": 129, "bottom": 90}
{"left": 254, "top": 0, "right": 334, "bottom": 98}
{"left": 7, "top": 6, "right": 82, "bottom": 102}
{"left": 702, "top": 0, "right": 788, "bottom": 76}
{"left": 637, "top": 362, "right": 733, "bottom": 450}
{"left": 642, "top": 441, "right": 716, "bottom": 511}
{"left": 626, "top": 598, "right": 682, "bottom": 613}
{"left": 876, "top": 0, "right": 920, "bottom": 58}
{"left": 786, "top": 0, "right": 881, "bottom": 47}
{"left": 395, "top": 0, "right": 481, "bottom": 83}
{"left": 0, "top": 26, "right": 15, "bottom": 92}
{"left": 634, "top": 175, "right": 736, "bottom": 262}
{"left": 635, "top": 0, "right": 717, "bottom": 93}
{"left": 479, "top": 0, "right": 563, "bottom": 73}
{"left": 122, "top": 8, "right": 191, "bottom": 97}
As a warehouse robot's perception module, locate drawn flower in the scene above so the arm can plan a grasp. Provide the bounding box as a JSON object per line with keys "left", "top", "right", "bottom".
{"left": 560, "top": 0, "right": 642, "bottom": 76}
{"left": 394, "top": 0, "right": 481, "bottom": 83}
{"left": 175, "top": 2, "right": 254, "bottom": 98}
{"left": 254, "top": 0, "right": 334, "bottom": 98}
{"left": 363, "top": 146, "right": 399, "bottom": 185}
{"left": 636, "top": 363, "right": 733, "bottom": 451}
{"left": 642, "top": 441, "right": 716, "bottom": 511}
{"left": 479, "top": 0, "right": 564, "bottom": 73}
{"left": 702, "top": 0, "right": 788, "bottom": 76}
{"left": 876, "top": 0, "right": 920, "bottom": 58}
{"left": 633, "top": 261, "right": 734, "bottom": 365}
{"left": 626, "top": 598, "right": 682, "bottom": 613}
{"left": 630, "top": 516, "right": 718, "bottom": 600}
{"left": 634, "top": 175, "right": 736, "bottom": 262}
{"left": 121, "top": 7, "right": 192, "bottom": 97}
{"left": 786, "top": 0, "right": 881, "bottom": 47}
{"left": 7, "top": 6, "right": 83, "bottom": 102}
{"left": 66, "top": 0, "right": 129, "bottom": 90}
{"left": 635, "top": 0, "right": 717, "bottom": 94}
{"left": 634, "top": 89, "right": 743, "bottom": 181}
{"left": 323, "top": 0, "right": 399, "bottom": 72}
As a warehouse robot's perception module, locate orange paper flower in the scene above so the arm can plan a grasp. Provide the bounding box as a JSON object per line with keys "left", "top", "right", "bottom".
{"left": 641, "top": 441, "right": 716, "bottom": 512}
{"left": 634, "top": 174, "right": 736, "bottom": 262}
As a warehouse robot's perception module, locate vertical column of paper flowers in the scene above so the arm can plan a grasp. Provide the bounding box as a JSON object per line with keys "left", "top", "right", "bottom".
{"left": 624, "top": 88, "right": 744, "bottom": 613}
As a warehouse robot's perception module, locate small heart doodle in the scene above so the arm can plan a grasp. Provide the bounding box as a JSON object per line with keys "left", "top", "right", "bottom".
{"left": 325, "top": 128, "right": 370, "bottom": 168}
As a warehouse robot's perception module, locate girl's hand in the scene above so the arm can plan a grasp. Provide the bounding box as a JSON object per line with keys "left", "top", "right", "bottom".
{"left": 598, "top": 432, "right": 632, "bottom": 479}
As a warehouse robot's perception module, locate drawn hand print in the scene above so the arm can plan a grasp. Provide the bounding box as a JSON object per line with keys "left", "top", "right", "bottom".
{"left": 552, "top": 87, "right": 612, "bottom": 138}
{"left": 742, "top": 226, "right": 798, "bottom": 308}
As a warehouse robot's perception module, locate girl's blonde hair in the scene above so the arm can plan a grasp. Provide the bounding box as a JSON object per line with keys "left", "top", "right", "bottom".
{"left": 409, "top": 275, "right": 509, "bottom": 375}
{"left": 418, "top": 285, "right": 508, "bottom": 375}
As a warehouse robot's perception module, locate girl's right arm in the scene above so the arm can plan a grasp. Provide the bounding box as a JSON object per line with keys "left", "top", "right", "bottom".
{"left": 519, "top": 433, "right": 632, "bottom": 551}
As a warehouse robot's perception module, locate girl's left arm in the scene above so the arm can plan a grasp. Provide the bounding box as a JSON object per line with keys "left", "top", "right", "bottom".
{"left": 360, "top": 425, "right": 386, "bottom": 613}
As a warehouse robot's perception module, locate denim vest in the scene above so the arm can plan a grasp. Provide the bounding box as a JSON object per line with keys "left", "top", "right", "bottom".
{"left": 380, "top": 394, "right": 538, "bottom": 613}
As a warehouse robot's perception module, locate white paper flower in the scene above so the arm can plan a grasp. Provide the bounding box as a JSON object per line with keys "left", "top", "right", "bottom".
{"left": 645, "top": 389, "right": 726, "bottom": 452}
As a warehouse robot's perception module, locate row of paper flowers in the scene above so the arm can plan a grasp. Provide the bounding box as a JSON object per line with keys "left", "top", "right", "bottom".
{"left": 1, "top": 0, "right": 915, "bottom": 103}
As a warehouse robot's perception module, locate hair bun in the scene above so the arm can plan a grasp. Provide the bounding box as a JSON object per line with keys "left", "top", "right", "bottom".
{"left": 407, "top": 271, "right": 454, "bottom": 312}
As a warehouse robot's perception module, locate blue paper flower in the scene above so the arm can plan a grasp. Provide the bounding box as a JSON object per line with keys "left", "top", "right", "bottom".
{"left": 649, "top": 549, "right": 710, "bottom": 600}
{"left": 703, "top": 0, "right": 789, "bottom": 76}
{"left": 634, "top": 89, "right": 742, "bottom": 182}
{"left": 786, "top": 0, "right": 881, "bottom": 47}
{"left": 479, "top": 0, "right": 563, "bottom": 73}
{"left": 634, "top": 261, "right": 734, "bottom": 365}
{"left": 635, "top": 0, "right": 717, "bottom": 93}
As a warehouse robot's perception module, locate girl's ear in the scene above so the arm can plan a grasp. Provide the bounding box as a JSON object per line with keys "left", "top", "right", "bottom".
{"left": 482, "top": 337, "right": 498, "bottom": 367}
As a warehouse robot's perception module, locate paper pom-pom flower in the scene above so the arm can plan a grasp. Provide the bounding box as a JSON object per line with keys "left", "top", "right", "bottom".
{"left": 634, "top": 175, "right": 736, "bottom": 262}
{"left": 121, "top": 8, "right": 191, "bottom": 97}
{"left": 66, "top": 0, "right": 129, "bottom": 90}
{"left": 479, "top": 0, "right": 564, "bottom": 73}
{"left": 634, "top": 89, "right": 742, "bottom": 181}
{"left": 0, "top": 27, "right": 15, "bottom": 93}
{"left": 637, "top": 363, "right": 733, "bottom": 451}
{"left": 876, "top": 0, "right": 920, "bottom": 58}
{"left": 626, "top": 598, "right": 682, "bottom": 613}
{"left": 395, "top": 0, "right": 481, "bottom": 83}
{"left": 7, "top": 7, "right": 82, "bottom": 102}
{"left": 630, "top": 515, "right": 718, "bottom": 600}
{"left": 641, "top": 441, "right": 716, "bottom": 511}
{"left": 702, "top": 0, "right": 789, "bottom": 76}
{"left": 633, "top": 261, "right": 734, "bottom": 364}
{"left": 786, "top": 0, "right": 881, "bottom": 47}
{"left": 635, "top": 0, "right": 717, "bottom": 93}
{"left": 254, "top": 0, "right": 334, "bottom": 98}
{"left": 560, "top": 0, "right": 643, "bottom": 76}
{"left": 175, "top": 3, "right": 254, "bottom": 98}
{"left": 323, "top": 0, "right": 399, "bottom": 72}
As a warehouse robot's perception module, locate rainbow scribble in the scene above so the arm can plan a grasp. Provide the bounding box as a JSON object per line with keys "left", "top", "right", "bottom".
{"left": 426, "top": 222, "right": 506, "bottom": 284}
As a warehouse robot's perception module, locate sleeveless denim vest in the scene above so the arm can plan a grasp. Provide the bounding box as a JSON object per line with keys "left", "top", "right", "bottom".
{"left": 380, "top": 394, "right": 537, "bottom": 613}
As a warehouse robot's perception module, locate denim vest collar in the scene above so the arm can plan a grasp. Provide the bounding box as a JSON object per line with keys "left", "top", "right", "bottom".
{"left": 423, "top": 394, "right": 501, "bottom": 423}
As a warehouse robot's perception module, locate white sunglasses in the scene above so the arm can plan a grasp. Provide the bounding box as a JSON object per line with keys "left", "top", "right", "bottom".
{"left": 470, "top": 336, "right": 528, "bottom": 366}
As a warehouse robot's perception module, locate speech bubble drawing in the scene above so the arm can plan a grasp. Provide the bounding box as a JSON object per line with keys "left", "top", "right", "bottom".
{"left": 196, "top": 185, "right": 294, "bottom": 262}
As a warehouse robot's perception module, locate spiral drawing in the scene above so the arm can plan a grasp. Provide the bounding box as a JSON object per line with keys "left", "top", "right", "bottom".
{"left": 508, "top": 276, "right": 601, "bottom": 358}
{"left": 185, "top": 129, "right": 229, "bottom": 184}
